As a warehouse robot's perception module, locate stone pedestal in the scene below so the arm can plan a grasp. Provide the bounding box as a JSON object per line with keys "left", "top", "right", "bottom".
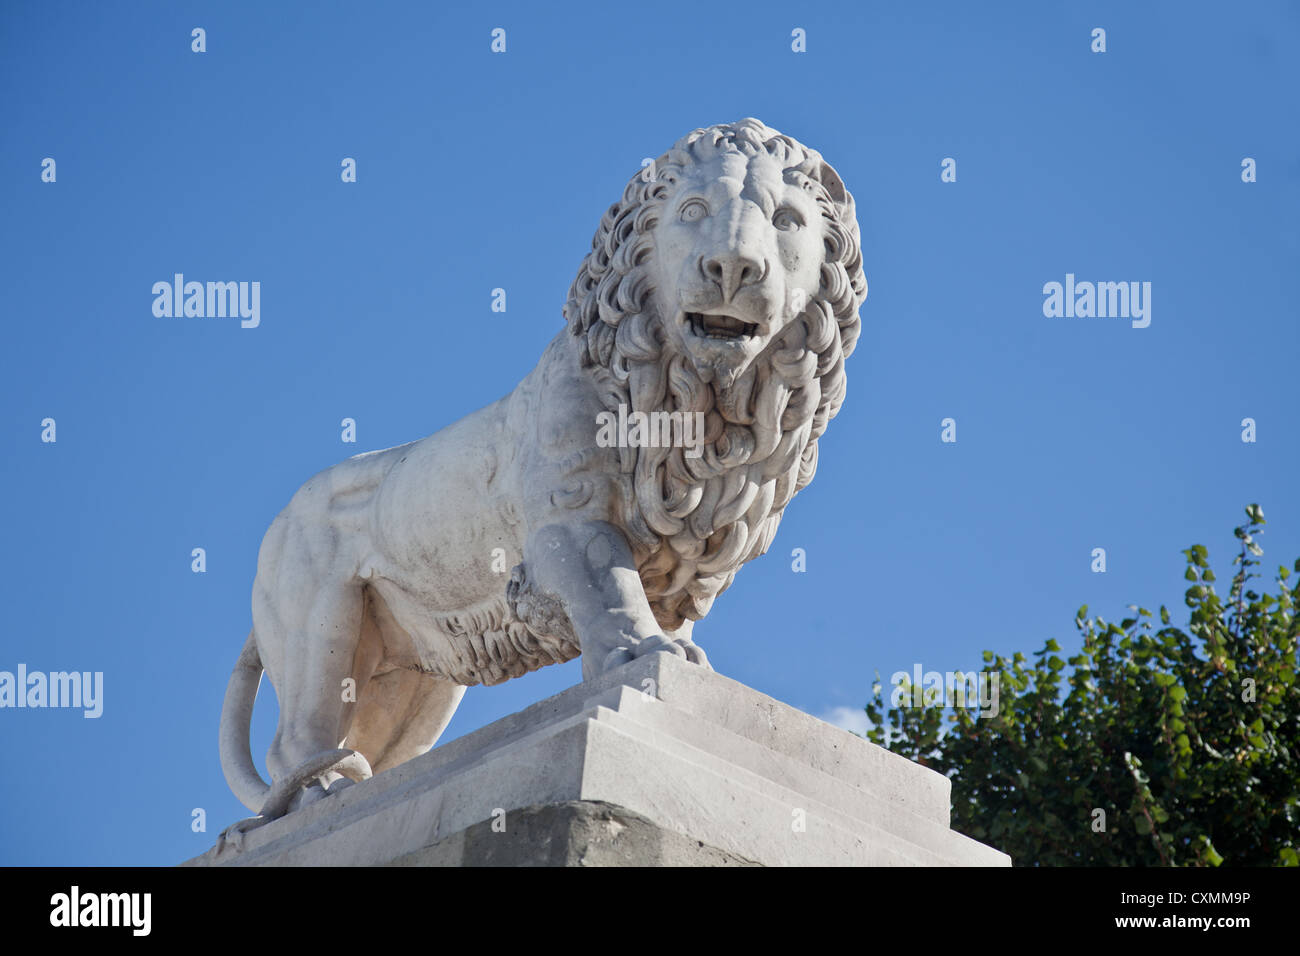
{"left": 185, "top": 654, "right": 1009, "bottom": 867}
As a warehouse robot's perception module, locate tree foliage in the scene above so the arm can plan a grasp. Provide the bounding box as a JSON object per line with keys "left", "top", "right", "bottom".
{"left": 864, "top": 505, "right": 1299, "bottom": 866}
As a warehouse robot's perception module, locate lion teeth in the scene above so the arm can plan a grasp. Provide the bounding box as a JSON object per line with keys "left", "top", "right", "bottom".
{"left": 688, "top": 312, "right": 757, "bottom": 340}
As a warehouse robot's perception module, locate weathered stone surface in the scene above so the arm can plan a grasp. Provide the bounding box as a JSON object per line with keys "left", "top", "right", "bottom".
{"left": 386, "top": 802, "right": 760, "bottom": 868}
{"left": 187, "top": 655, "right": 1009, "bottom": 867}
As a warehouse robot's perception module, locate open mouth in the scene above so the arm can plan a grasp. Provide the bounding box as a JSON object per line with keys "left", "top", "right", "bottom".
{"left": 686, "top": 312, "right": 759, "bottom": 341}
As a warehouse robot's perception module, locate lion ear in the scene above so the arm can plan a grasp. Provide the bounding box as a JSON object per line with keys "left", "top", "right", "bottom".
{"left": 818, "top": 160, "right": 856, "bottom": 227}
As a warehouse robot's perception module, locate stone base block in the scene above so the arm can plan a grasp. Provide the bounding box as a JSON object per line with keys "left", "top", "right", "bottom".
{"left": 184, "top": 654, "right": 1009, "bottom": 867}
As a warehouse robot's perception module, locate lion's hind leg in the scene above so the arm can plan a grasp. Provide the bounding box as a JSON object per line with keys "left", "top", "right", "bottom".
{"left": 261, "top": 581, "right": 374, "bottom": 816}
{"left": 343, "top": 667, "right": 466, "bottom": 773}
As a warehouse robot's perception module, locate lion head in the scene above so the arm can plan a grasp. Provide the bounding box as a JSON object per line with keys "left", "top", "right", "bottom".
{"left": 564, "top": 119, "right": 867, "bottom": 631}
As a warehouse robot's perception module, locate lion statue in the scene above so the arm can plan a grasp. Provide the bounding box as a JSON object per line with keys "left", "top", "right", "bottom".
{"left": 218, "top": 118, "right": 867, "bottom": 828}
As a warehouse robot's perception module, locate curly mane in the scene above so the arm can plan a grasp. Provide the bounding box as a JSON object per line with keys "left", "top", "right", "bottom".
{"left": 562, "top": 119, "right": 867, "bottom": 631}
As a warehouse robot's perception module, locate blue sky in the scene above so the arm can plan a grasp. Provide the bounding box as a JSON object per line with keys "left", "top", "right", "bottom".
{"left": 1, "top": 1, "right": 1296, "bottom": 865}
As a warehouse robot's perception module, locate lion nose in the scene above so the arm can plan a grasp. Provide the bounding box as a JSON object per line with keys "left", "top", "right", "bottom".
{"left": 701, "top": 251, "right": 765, "bottom": 301}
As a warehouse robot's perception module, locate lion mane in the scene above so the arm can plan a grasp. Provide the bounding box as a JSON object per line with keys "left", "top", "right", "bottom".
{"left": 562, "top": 118, "right": 867, "bottom": 632}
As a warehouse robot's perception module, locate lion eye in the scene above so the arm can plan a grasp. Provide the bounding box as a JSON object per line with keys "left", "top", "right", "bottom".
{"left": 679, "top": 199, "right": 709, "bottom": 223}
{"left": 773, "top": 207, "right": 804, "bottom": 231}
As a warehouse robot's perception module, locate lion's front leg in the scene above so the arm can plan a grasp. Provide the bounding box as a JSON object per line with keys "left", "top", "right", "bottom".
{"left": 522, "top": 521, "right": 709, "bottom": 681}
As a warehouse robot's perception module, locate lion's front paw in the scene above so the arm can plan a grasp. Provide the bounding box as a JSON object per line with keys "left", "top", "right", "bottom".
{"left": 672, "top": 638, "right": 711, "bottom": 669}
{"left": 600, "top": 634, "right": 710, "bottom": 673}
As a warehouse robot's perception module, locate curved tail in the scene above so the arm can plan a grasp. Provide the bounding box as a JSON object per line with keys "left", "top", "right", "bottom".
{"left": 219, "top": 630, "right": 271, "bottom": 812}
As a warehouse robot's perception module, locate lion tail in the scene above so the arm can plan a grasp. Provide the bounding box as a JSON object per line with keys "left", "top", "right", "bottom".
{"left": 219, "top": 630, "right": 272, "bottom": 812}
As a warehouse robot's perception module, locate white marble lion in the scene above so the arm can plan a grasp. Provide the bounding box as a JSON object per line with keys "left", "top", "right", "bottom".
{"left": 219, "top": 118, "right": 867, "bottom": 827}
